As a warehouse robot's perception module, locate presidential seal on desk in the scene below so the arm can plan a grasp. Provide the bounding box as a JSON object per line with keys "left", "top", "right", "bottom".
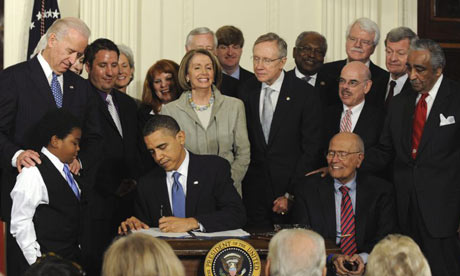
{"left": 204, "top": 239, "right": 261, "bottom": 276}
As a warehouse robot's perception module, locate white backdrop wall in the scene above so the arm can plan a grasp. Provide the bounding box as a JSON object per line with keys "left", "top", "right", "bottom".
{"left": 4, "top": 0, "right": 417, "bottom": 99}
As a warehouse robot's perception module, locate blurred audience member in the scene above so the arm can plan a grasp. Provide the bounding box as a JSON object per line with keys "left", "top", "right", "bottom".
{"left": 24, "top": 253, "right": 85, "bottom": 276}
{"left": 266, "top": 229, "right": 327, "bottom": 276}
{"left": 365, "top": 234, "right": 431, "bottom": 276}
{"left": 102, "top": 233, "right": 185, "bottom": 276}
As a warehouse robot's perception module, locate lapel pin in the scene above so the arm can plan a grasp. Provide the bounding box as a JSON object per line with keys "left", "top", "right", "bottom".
{"left": 286, "top": 97, "right": 291, "bottom": 101}
{"left": 193, "top": 181, "right": 199, "bottom": 185}
{"left": 69, "top": 85, "right": 74, "bottom": 90}
{"left": 320, "top": 81, "right": 326, "bottom": 86}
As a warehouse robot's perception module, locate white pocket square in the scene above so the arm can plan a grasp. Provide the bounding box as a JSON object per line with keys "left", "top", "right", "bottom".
{"left": 439, "top": 113, "right": 455, "bottom": 126}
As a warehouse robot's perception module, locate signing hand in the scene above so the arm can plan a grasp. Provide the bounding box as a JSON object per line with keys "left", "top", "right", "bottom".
{"left": 16, "top": 150, "right": 41, "bottom": 173}
{"left": 305, "top": 166, "right": 328, "bottom": 177}
{"left": 159, "top": 216, "right": 199, "bottom": 233}
{"left": 118, "top": 216, "right": 149, "bottom": 235}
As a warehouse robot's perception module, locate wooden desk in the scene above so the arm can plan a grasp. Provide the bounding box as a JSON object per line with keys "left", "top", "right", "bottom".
{"left": 166, "top": 237, "right": 340, "bottom": 276}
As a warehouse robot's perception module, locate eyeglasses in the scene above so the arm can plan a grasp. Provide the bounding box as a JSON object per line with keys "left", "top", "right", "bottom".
{"left": 347, "top": 36, "right": 374, "bottom": 47}
{"left": 251, "top": 56, "right": 283, "bottom": 65}
{"left": 338, "top": 78, "right": 368, "bottom": 88}
{"left": 326, "top": 150, "right": 361, "bottom": 160}
{"left": 296, "top": 46, "right": 325, "bottom": 57}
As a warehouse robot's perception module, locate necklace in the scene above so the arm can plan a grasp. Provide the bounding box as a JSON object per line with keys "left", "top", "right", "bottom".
{"left": 187, "top": 91, "right": 214, "bottom": 111}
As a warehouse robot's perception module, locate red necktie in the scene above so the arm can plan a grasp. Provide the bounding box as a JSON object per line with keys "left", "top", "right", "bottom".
{"left": 340, "top": 185, "right": 357, "bottom": 256}
{"left": 385, "top": 80, "right": 397, "bottom": 110}
{"left": 411, "top": 93, "right": 429, "bottom": 159}
{"left": 340, "top": 109, "right": 353, "bottom": 132}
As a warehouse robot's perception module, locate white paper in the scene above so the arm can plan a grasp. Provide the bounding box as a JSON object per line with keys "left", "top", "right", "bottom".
{"left": 192, "top": 229, "right": 250, "bottom": 238}
{"left": 134, "top": 227, "right": 190, "bottom": 238}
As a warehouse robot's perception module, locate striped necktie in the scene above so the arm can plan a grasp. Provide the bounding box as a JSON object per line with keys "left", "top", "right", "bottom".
{"left": 340, "top": 109, "right": 353, "bottom": 132}
{"left": 340, "top": 185, "right": 357, "bottom": 256}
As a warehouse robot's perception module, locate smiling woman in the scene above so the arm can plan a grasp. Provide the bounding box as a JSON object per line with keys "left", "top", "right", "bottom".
{"left": 115, "top": 44, "right": 135, "bottom": 93}
{"left": 160, "top": 49, "right": 250, "bottom": 195}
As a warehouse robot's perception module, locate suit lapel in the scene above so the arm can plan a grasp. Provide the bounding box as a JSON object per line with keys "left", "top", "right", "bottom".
{"left": 401, "top": 90, "right": 418, "bottom": 156}
{"left": 354, "top": 102, "right": 369, "bottom": 134}
{"left": 185, "top": 153, "right": 203, "bottom": 217}
{"left": 156, "top": 170, "right": 173, "bottom": 216}
{"left": 28, "top": 57, "right": 58, "bottom": 109}
{"left": 248, "top": 81, "right": 267, "bottom": 149}
{"left": 417, "top": 78, "right": 451, "bottom": 157}
{"left": 97, "top": 89, "right": 122, "bottom": 136}
{"left": 319, "top": 177, "right": 337, "bottom": 239}
{"left": 62, "top": 71, "right": 77, "bottom": 108}
{"left": 268, "top": 74, "right": 292, "bottom": 145}
{"left": 355, "top": 173, "right": 369, "bottom": 249}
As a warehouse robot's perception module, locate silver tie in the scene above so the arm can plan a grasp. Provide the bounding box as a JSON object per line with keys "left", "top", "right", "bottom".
{"left": 261, "top": 87, "right": 275, "bottom": 143}
{"left": 106, "top": 94, "right": 123, "bottom": 137}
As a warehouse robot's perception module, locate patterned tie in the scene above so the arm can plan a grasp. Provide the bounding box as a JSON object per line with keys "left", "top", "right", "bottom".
{"left": 340, "top": 109, "right": 353, "bottom": 132}
{"left": 63, "top": 164, "right": 80, "bottom": 200}
{"left": 51, "top": 73, "right": 63, "bottom": 108}
{"left": 340, "top": 185, "right": 357, "bottom": 256}
{"left": 261, "top": 87, "right": 275, "bottom": 143}
{"left": 106, "top": 94, "right": 123, "bottom": 137}
{"left": 172, "top": 172, "right": 186, "bottom": 218}
{"left": 385, "top": 80, "right": 397, "bottom": 109}
{"left": 411, "top": 93, "right": 429, "bottom": 159}
{"left": 302, "top": 76, "right": 312, "bottom": 83}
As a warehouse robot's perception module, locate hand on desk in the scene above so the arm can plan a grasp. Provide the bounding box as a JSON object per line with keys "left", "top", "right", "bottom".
{"left": 118, "top": 216, "right": 149, "bottom": 235}
{"left": 159, "top": 216, "right": 199, "bottom": 233}
{"left": 332, "top": 254, "right": 365, "bottom": 276}
{"left": 305, "top": 166, "right": 328, "bottom": 177}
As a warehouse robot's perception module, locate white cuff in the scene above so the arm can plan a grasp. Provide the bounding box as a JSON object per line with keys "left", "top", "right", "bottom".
{"left": 11, "top": 150, "right": 24, "bottom": 168}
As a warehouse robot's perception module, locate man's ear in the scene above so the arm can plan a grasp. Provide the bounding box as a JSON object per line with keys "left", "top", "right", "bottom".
{"left": 176, "top": 130, "right": 186, "bottom": 146}
{"left": 363, "top": 79, "right": 373, "bottom": 95}
{"left": 85, "top": 62, "right": 91, "bottom": 74}
{"left": 49, "top": 135, "right": 60, "bottom": 148}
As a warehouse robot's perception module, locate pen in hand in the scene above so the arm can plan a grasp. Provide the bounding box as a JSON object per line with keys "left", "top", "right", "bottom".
{"left": 160, "top": 204, "right": 164, "bottom": 217}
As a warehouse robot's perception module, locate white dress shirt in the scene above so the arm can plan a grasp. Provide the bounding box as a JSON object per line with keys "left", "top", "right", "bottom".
{"left": 10, "top": 147, "right": 80, "bottom": 265}
{"left": 333, "top": 174, "right": 368, "bottom": 263}
{"left": 340, "top": 100, "right": 365, "bottom": 132}
{"left": 11, "top": 53, "right": 64, "bottom": 168}
{"left": 416, "top": 74, "right": 443, "bottom": 119}
{"left": 223, "top": 66, "right": 241, "bottom": 80}
{"left": 295, "top": 67, "right": 317, "bottom": 87}
{"left": 259, "top": 71, "right": 285, "bottom": 118}
{"left": 385, "top": 73, "right": 408, "bottom": 99}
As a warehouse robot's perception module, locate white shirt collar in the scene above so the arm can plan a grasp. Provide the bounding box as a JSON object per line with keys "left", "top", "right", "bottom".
{"left": 343, "top": 99, "right": 365, "bottom": 114}
{"left": 347, "top": 59, "right": 370, "bottom": 67}
{"left": 294, "top": 67, "right": 317, "bottom": 84}
{"left": 41, "top": 147, "right": 65, "bottom": 173}
{"left": 166, "top": 149, "right": 190, "bottom": 180}
{"left": 37, "top": 52, "right": 55, "bottom": 82}
{"left": 262, "top": 70, "right": 285, "bottom": 92}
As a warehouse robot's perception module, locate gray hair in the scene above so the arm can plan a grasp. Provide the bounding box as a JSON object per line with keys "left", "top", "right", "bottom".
{"left": 295, "top": 31, "right": 328, "bottom": 54}
{"left": 254, "top": 32, "right": 288, "bottom": 58}
{"left": 31, "top": 34, "right": 48, "bottom": 58}
{"left": 410, "top": 39, "right": 446, "bottom": 70}
{"left": 346, "top": 17, "right": 380, "bottom": 46}
{"left": 185, "top": 27, "right": 217, "bottom": 50}
{"left": 268, "top": 229, "right": 326, "bottom": 276}
{"left": 385, "top": 27, "right": 418, "bottom": 46}
{"left": 365, "top": 234, "right": 431, "bottom": 276}
{"left": 117, "top": 44, "right": 135, "bottom": 68}
{"left": 46, "top": 17, "right": 91, "bottom": 42}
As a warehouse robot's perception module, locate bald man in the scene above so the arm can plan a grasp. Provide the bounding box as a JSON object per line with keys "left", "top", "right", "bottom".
{"left": 293, "top": 133, "right": 396, "bottom": 276}
{"left": 323, "top": 61, "right": 384, "bottom": 156}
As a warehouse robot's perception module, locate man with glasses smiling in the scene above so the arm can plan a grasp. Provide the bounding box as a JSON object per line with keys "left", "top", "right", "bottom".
{"left": 293, "top": 132, "right": 396, "bottom": 276}
{"left": 239, "top": 32, "right": 322, "bottom": 228}
{"left": 321, "top": 18, "right": 388, "bottom": 108}
{"left": 323, "top": 61, "right": 384, "bottom": 158}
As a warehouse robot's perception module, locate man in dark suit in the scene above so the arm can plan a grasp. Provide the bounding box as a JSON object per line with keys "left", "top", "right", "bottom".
{"left": 324, "top": 61, "right": 384, "bottom": 154}
{"left": 0, "top": 17, "right": 102, "bottom": 276}
{"left": 118, "top": 115, "right": 246, "bottom": 233}
{"left": 382, "top": 27, "right": 418, "bottom": 109}
{"left": 294, "top": 133, "right": 396, "bottom": 276}
{"left": 239, "top": 32, "right": 323, "bottom": 228}
{"left": 83, "top": 38, "right": 143, "bottom": 274}
{"left": 286, "top": 31, "right": 332, "bottom": 108}
{"left": 363, "top": 39, "right": 460, "bottom": 276}
{"left": 321, "top": 18, "right": 388, "bottom": 108}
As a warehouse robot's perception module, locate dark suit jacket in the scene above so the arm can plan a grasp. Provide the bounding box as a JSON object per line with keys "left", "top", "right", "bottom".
{"left": 0, "top": 57, "right": 102, "bottom": 220}
{"left": 134, "top": 153, "right": 246, "bottom": 232}
{"left": 293, "top": 173, "right": 397, "bottom": 254}
{"left": 364, "top": 76, "right": 460, "bottom": 238}
{"left": 239, "top": 72, "right": 323, "bottom": 225}
{"left": 88, "top": 86, "right": 143, "bottom": 219}
{"left": 324, "top": 101, "right": 384, "bottom": 153}
{"left": 286, "top": 68, "right": 334, "bottom": 108}
{"left": 220, "top": 66, "right": 254, "bottom": 98}
{"left": 321, "top": 59, "right": 388, "bottom": 108}
{"left": 382, "top": 73, "right": 412, "bottom": 109}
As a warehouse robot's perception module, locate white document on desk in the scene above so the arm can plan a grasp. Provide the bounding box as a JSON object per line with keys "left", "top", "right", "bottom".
{"left": 134, "top": 228, "right": 250, "bottom": 238}
{"left": 192, "top": 229, "right": 250, "bottom": 238}
{"left": 135, "top": 228, "right": 190, "bottom": 238}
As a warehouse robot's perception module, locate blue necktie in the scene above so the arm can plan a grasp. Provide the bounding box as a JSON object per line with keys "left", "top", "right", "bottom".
{"left": 63, "top": 164, "right": 80, "bottom": 200}
{"left": 172, "top": 172, "right": 185, "bottom": 218}
{"left": 51, "top": 72, "right": 63, "bottom": 108}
